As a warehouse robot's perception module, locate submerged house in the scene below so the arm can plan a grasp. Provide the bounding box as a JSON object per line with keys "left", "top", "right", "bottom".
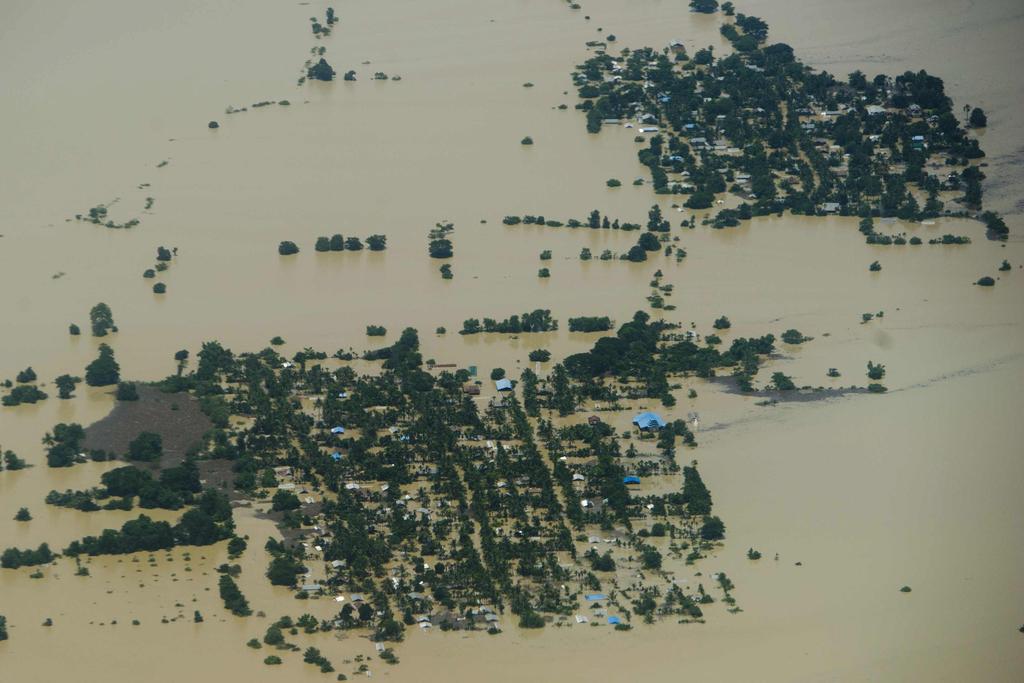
{"left": 495, "top": 378, "right": 513, "bottom": 392}
{"left": 632, "top": 411, "right": 667, "bottom": 430}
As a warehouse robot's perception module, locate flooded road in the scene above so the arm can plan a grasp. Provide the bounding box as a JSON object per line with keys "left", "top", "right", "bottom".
{"left": 1, "top": 0, "right": 1022, "bottom": 680}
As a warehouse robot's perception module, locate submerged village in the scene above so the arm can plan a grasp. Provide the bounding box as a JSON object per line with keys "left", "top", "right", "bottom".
{"left": 0, "top": 0, "right": 1017, "bottom": 679}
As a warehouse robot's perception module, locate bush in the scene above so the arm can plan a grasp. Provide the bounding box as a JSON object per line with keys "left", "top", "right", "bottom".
{"left": 538, "top": 268, "right": 550, "bottom": 277}
{"left": 713, "top": 316, "right": 731, "bottom": 330}
{"left": 315, "top": 236, "right": 331, "bottom": 251}
{"left": 16, "top": 367, "right": 37, "bottom": 383}
{"left": 606, "top": 178, "right": 621, "bottom": 187}
{"left": 278, "top": 241, "right": 300, "bottom": 256}
{"left": 568, "top": 316, "right": 612, "bottom": 333}
{"left": 116, "top": 382, "right": 139, "bottom": 401}
{"left": 780, "top": 329, "right": 807, "bottom": 344}
{"left": 976, "top": 276, "right": 995, "bottom": 287}
{"left": 367, "top": 234, "right": 387, "bottom": 251}
{"left": 69, "top": 324, "right": 81, "bottom": 336}
{"left": 490, "top": 368, "right": 506, "bottom": 381}
{"left": 869, "top": 261, "right": 882, "bottom": 272}
{"left": 366, "top": 325, "right": 386, "bottom": 337}
{"left": 264, "top": 656, "right": 282, "bottom": 665}
{"left": 521, "top": 136, "right": 534, "bottom": 145}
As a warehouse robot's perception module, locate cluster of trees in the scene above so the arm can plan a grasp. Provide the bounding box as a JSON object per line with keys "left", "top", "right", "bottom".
{"left": 567, "top": 316, "right": 613, "bottom": 332}
{"left": 1, "top": 543, "right": 54, "bottom": 569}
{"left": 314, "top": 234, "right": 387, "bottom": 251}
{"left": 503, "top": 211, "right": 641, "bottom": 230}
{"left": 460, "top": 310, "right": 557, "bottom": 334}
{"left": 428, "top": 221, "right": 454, "bottom": 258}
{"left": 63, "top": 489, "right": 234, "bottom": 556}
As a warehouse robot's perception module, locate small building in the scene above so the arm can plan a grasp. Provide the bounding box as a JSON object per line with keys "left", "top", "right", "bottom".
{"left": 632, "top": 411, "right": 667, "bottom": 430}
{"left": 588, "top": 415, "right": 602, "bottom": 426}
{"left": 330, "top": 426, "right": 345, "bottom": 434}
{"left": 330, "top": 452, "right": 343, "bottom": 462}
{"left": 463, "top": 383, "right": 481, "bottom": 396}
{"left": 495, "top": 378, "right": 513, "bottom": 392}
{"left": 585, "top": 593, "right": 608, "bottom": 602}
{"left": 623, "top": 475, "right": 641, "bottom": 486}
{"left": 820, "top": 202, "right": 841, "bottom": 213}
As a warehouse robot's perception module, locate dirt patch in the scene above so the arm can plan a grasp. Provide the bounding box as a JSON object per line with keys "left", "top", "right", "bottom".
{"left": 82, "top": 384, "right": 213, "bottom": 469}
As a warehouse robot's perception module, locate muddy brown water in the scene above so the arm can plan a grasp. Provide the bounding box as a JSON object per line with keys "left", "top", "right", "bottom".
{"left": 1, "top": 0, "right": 1022, "bottom": 681}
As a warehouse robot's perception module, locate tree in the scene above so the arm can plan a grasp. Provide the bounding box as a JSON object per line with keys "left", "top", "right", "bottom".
{"left": 638, "top": 232, "right": 661, "bottom": 251}
{"left": 700, "top": 516, "right": 726, "bottom": 540}
{"left": 0, "top": 614, "right": 7, "bottom": 641}
{"left": 626, "top": 245, "right": 648, "bottom": 262}
{"left": 69, "top": 323, "right": 81, "bottom": 336}
{"left": 271, "top": 490, "right": 301, "bottom": 512}
{"left": 345, "top": 237, "right": 363, "bottom": 251}
{"left": 54, "top": 375, "right": 81, "bottom": 399}
{"left": 490, "top": 368, "right": 506, "bottom": 381}
{"left": 267, "top": 554, "right": 305, "bottom": 586}
{"left": 367, "top": 234, "right": 387, "bottom": 251}
{"left": 85, "top": 344, "right": 120, "bottom": 386}
{"left": 156, "top": 246, "right": 173, "bottom": 262}
{"left": 713, "top": 316, "right": 731, "bottom": 330}
{"left": 866, "top": 361, "right": 886, "bottom": 380}
{"left": 89, "top": 303, "right": 116, "bottom": 337}
{"left": 14, "top": 507, "right": 31, "bottom": 522}
{"left": 428, "top": 239, "right": 453, "bottom": 258}
{"left": 3, "top": 450, "right": 27, "bottom": 470}
{"left": 969, "top": 107, "right": 987, "bottom": 128}
{"left": 308, "top": 58, "right": 336, "bottom": 81}
{"left": 15, "top": 367, "right": 36, "bottom": 383}
{"left": 528, "top": 349, "right": 551, "bottom": 362}
{"left": 315, "top": 236, "right": 330, "bottom": 251}
{"left": 278, "top": 241, "right": 299, "bottom": 256}
{"left": 127, "top": 432, "right": 163, "bottom": 462}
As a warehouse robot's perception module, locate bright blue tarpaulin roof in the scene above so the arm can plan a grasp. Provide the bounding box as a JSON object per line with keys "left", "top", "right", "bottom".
{"left": 632, "top": 411, "right": 666, "bottom": 429}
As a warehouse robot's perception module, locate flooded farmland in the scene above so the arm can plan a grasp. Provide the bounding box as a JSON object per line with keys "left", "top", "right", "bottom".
{"left": 1, "top": 0, "right": 1022, "bottom": 681}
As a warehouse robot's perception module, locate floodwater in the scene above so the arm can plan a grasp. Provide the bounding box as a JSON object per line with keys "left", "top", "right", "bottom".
{"left": 1, "top": 0, "right": 1022, "bottom": 681}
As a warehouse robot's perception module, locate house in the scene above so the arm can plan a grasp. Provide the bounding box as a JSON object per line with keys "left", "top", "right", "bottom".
{"left": 588, "top": 415, "right": 602, "bottom": 426}
{"left": 585, "top": 593, "right": 608, "bottom": 602}
{"left": 495, "top": 378, "right": 513, "bottom": 392}
{"left": 632, "top": 411, "right": 667, "bottom": 430}
{"left": 607, "top": 616, "right": 622, "bottom": 625}
{"left": 820, "top": 202, "right": 841, "bottom": 213}
{"left": 463, "top": 383, "right": 480, "bottom": 396}
{"left": 330, "top": 426, "right": 345, "bottom": 434}
{"left": 623, "top": 475, "right": 642, "bottom": 485}
{"left": 572, "top": 473, "right": 586, "bottom": 482}
{"left": 330, "top": 452, "right": 343, "bottom": 462}
{"left": 866, "top": 104, "right": 886, "bottom": 116}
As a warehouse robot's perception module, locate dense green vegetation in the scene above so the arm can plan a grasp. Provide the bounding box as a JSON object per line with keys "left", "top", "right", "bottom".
{"left": 1, "top": 543, "right": 54, "bottom": 569}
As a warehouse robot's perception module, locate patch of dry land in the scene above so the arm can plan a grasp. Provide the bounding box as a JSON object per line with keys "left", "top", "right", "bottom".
{"left": 0, "top": 1, "right": 1022, "bottom": 681}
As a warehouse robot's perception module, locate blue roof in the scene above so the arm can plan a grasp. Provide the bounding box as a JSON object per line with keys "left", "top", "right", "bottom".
{"left": 585, "top": 593, "right": 607, "bottom": 602}
{"left": 632, "top": 411, "right": 667, "bottom": 429}
{"left": 495, "top": 379, "right": 513, "bottom": 391}
{"left": 330, "top": 452, "right": 343, "bottom": 462}
{"left": 331, "top": 426, "right": 345, "bottom": 434}
{"left": 607, "top": 616, "right": 621, "bottom": 625}
{"left": 623, "top": 476, "right": 641, "bottom": 485}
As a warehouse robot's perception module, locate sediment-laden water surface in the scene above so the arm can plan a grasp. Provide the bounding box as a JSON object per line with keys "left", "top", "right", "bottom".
{"left": 1, "top": 0, "right": 1022, "bottom": 681}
